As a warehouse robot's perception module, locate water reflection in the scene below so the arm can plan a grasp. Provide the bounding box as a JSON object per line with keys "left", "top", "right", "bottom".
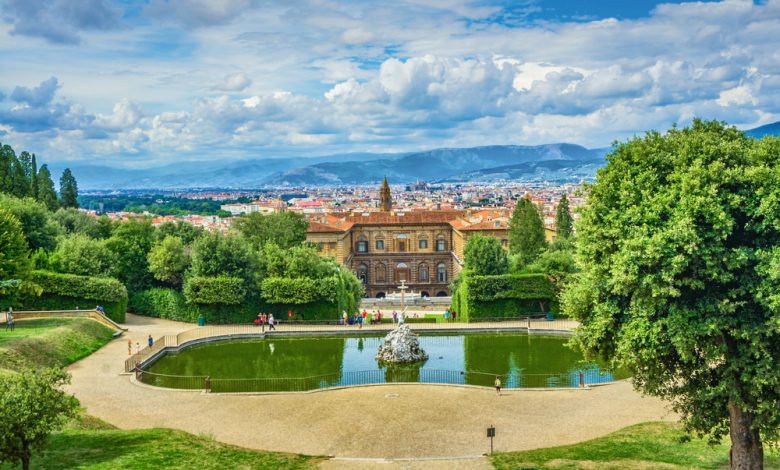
{"left": 147, "top": 333, "right": 626, "bottom": 391}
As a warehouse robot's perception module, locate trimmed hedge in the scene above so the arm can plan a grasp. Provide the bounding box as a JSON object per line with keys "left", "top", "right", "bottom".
{"left": 260, "top": 276, "right": 338, "bottom": 304}
{"left": 183, "top": 276, "right": 246, "bottom": 305}
{"left": 452, "top": 272, "right": 556, "bottom": 321}
{"left": 131, "top": 287, "right": 340, "bottom": 324}
{"left": 3, "top": 270, "right": 128, "bottom": 322}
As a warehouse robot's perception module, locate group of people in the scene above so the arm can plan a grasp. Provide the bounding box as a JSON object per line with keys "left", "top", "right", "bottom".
{"left": 341, "top": 309, "right": 411, "bottom": 328}
{"left": 254, "top": 312, "right": 276, "bottom": 331}
{"left": 127, "top": 335, "right": 155, "bottom": 355}
{"left": 443, "top": 308, "right": 457, "bottom": 322}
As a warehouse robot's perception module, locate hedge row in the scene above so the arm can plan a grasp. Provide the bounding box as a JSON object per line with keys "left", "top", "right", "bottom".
{"left": 2, "top": 271, "right": 128, "bottom": 322}
{"left": 260, "top": 276, "right": 338, "bottom": 304}
{"left": 183, "top": 276, "right": 246, "bottom": 305}
{"left": 452, "top": 272, "right": 557, "bottom": 321}
{"left": 130, "top": 288, "right": 341, "bottom": 324}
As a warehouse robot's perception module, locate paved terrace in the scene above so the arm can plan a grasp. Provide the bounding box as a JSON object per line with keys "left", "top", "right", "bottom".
{"left": 66, "top": 314, "right": 674, "bottom": 469}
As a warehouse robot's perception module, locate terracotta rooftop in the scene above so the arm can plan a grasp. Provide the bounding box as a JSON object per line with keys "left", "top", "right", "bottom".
{"left": 345, "top": 210, "right": 464, "bottom": 225}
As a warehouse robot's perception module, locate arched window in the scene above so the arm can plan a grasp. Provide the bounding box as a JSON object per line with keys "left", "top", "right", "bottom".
{"left": 375, "top": 239, "right": 384, "bottom": 250}
{"left": 436, "top": 236, "right": 446, "bottom": 251}
{"left": 376, "top": 292, "right": 386, "bottom": 299}
{"left": 437, "top": 263, "right": 447, "bottom": 282}
{"left": 357, "top": 264, "right": 369, "bottom": 284}
{"left": 395, "top": 262, "right": 410, "bottom": 282}
{"left": 420, "top": 291, "right": 430, "bottom": 298}
{"left": 356, "top": 235, "right": 368, "bottom": 253}
{"left": 418, "top": 263, "right": 429, "bottom": 282}
{"left": 375, "top": 263, "right": 387, "bottom": 283}
{"left": 436, "top": 290, "right": 448, "bottom": 297}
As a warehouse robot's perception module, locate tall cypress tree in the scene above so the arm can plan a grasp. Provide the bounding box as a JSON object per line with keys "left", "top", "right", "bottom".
{"left": 37, "top": 165, "right": 59, "bottom": 211}
{"left": 59, "top": 168, "right": 79, "bottom": 209}
{"left": 30, "top": 154, "right": 38, "bottom": 200}
{"left": 0, "top": 144, "right": 12, "bottom": 194}
{"left": 555, "top": 193, "right": 574, "bottom": 239}
{"left": 509, "top": 197, "right": 547, "bottom": 266}
{"left": 10, "top": 154, "right": 31, "bottom": 198}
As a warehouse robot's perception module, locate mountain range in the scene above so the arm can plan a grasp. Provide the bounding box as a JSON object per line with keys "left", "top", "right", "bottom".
{"left": 52, "top": 121, "right": 780, "bottom": 190}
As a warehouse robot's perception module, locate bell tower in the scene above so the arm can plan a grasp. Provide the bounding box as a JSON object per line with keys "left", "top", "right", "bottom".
{"left": 380, "top": 176, "right": 392, "bottom": 212}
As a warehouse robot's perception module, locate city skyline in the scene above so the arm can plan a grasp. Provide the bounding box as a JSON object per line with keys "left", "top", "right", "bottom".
{"left": 1, "top": 0, "right": 778, "bottom": 168}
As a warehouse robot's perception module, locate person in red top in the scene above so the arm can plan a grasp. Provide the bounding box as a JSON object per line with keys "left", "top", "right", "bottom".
{"left": 362, "top": 310, "right": 367, "bottom": 320}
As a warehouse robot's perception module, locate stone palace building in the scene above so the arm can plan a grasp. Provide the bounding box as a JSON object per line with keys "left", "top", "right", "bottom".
{"left": 306, "top": 178, "right": 534, "bottom": 298}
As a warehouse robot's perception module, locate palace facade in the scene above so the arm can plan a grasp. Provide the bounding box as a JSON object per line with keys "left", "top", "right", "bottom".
{"left": 305, "top": 179, "right": 545, "bottom": 298}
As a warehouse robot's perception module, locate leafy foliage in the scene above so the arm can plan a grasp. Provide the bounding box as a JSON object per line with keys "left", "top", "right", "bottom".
{"left": 106, "top": 220, "right": 155, "bottom": 294}
{"left": 52, "top": 208, "right": 112, "bottom": 239}
{"left": 554, "top": 193, "right": 574, "bottom": 239}
{"left": 58, "top": 169, "right": 79, "bottom": 209}
{"left": 260, "top": 277, "right": 338, "bottom": 304}
{"left": 130, "top": 288, "right": 199, "bottom": 322}
{"left": 451, "top": 271, "right": 556, "bottom": 321}
{"left": 24, "top": 270, "right": 128, "bottom": 321}
{"left": 183, "top": 276, "right": 247, "bottom": 305}
{"left": 464, "top": 235, "right": 508, "bottom": 275}
{"left": 36, "top": 165, "right": 59, "bottom": 211}
{"left": 235, "top": 211, "right": 308, "bottom": 249}
{"left": 50, "top": 234, "right": 116, "bottom": 278}
{"left": 563, "top": 120, "right": 780, "bottom": 465}
{"left": 154, "top": 220, "right": 203, "bottom": 244}
{"left": 0, "top": 194, "right": 62, "bottom": 252}
{"left": 147, "top": 235, "right": 190, "bottom": 287}
{"left": 189, "top": 232, "right": 260, "bottom": 286}
{"left": 509, "top": 197, "right": 547, "bottom": 266}
{"left": 0, "top": 208, "right": 31, "bottom": 296}
{"left": 0, "top": 368, "right": 79, "bottom": 470}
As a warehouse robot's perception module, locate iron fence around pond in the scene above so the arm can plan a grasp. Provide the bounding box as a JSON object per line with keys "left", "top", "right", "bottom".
{"left": 134, "top": 367, "right": 617, "bottom": 393}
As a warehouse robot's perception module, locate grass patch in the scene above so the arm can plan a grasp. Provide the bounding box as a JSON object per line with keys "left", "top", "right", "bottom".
{"left": 0, "top": 423, "right": 319, "bottom": 470}
{"left": 0, "top": 318, "right": 115, "bottom": 372}
{"left": 491, "top": 421, "right": 780, "bottom": 469}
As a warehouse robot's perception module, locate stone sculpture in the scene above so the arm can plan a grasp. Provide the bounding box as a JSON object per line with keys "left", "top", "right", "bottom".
{"left": 376, "top": 323, "right": 428, "bottom": 363}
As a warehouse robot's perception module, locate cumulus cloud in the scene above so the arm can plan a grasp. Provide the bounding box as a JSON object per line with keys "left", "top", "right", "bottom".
{"left": 3, "top": 0, "right": 122, "bottom": 44}
{"left": 214, "top": 73, "right": 252, "bottom": 92}
{"left": 10, "top": 77, "right": 60, "bottom": 107}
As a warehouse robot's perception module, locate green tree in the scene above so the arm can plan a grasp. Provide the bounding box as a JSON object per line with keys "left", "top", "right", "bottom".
{"left": 464, "top": 235, "right": 508, "bottom": 275}
{"left": 508, "top": 197, "right": 547, "bottom": 266}
{"left": 189, "top": 232, "right": 260, "bottom": 286}
{"left": 106, "top": 220, "right": 155, "bottom": 293}
{"left": 154, "top": 221, "right": 202, "bottom": 244}
{"left": 36, "top": 165, "right": 59, "bottom": 211}
{"left": 59, "top": 168, "right": 78, "bottom": 209}
{"left": 0, "top": 195, "right": 62, "bottom": 252}
{"left": 554, "top": 193, "right": 574, "bottom": 239}
{"left": 0, "top": 208, "right": 31, "bottom": 295}
{"left": 50, "top": 234, "right": 116, "bottom": 278}
{"left": 29, "top": 154, "right": 38, "bottom": 200}
{"left": 0, "top": 368, "right": 79, "bottom": 470}
{"left": 563, "top": 120, "right": 780, "bottom": 469}
{"left": 52, "top": 208, "right": 106, "bottom": 238}
{"left": 10, "top": 154, "right": 31, "bottom": 198}
{"left": 234, "top": 211, "right": 308, "bottom": 249}
{"left": 0, "top": 144, "right": 13, "bottom": 193}
{"left": 148, "top": 235, "right": 190, "bottom": 288}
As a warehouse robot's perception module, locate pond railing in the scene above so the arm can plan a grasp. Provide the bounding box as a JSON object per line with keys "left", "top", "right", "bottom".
{"left": 133, "top": 367, "right": 617, "bottom": 393}
{"left": 125, "top": 316, "right": 579, "bottom": 373}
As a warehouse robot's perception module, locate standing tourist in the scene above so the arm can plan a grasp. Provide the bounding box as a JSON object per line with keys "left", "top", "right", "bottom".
{"left": 392, "top": 310, "right": 398, "bottom": 324}
{"left": 495, "top": 376, "right": 502, "bottom": 396}
{"left": 261, "top": 313, "right": 267, "bottom": 332}
{"left": 127, "top": 339, "right": 132, "bottom": 355}
{"left": 5, "top": 308, "right": 14, "bottom": 331}
{"left": 148, "top": 335, "right": 154, "bottom": 348}
{"left": 451, "top": 310, "right": 457, "bottom": 322}
{"left": 342, "top": 310, "right": 348, "bottom": 326}
{"left": 135, "top": 342, "right": 140, "bottom": 354}
{"left": 443, "top": 309, "right": 450, "bottom": 322}
{"left": 268, "top": 314, "right": 276, "bottom": 331}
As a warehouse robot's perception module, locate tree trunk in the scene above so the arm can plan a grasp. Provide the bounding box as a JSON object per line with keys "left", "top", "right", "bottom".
{"left": 728, "top": 400, "right": 763, "bottom": 469}
{"left": 22, "top": 454, "right": 29, "bottom": 470}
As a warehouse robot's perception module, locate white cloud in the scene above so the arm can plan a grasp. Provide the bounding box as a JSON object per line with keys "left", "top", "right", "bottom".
{"left": 214, "top": 72, "right": 252, "bottom": 92}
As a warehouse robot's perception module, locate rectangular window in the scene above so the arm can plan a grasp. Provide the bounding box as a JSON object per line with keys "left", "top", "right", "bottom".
{"left": 418, "top": 239, "right": 428, "bottom": 249}
{"left": 357, "top": 241, "right": 368, "bottom": 253}
{"left": 398, "top": 241, "right": 406, "bottom": 252}
{"left": 376, "top": 240, "right": 384, "bottom": 249}
{"left": 436, "top": 239, "right": 446, "bottom": 251}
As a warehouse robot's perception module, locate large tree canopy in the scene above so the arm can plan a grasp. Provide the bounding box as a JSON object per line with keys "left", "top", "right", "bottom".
{"left": 234, "top": 211, "right": 308, "bottom": 249}
{"left": 464, "top": 235, "right": 509, "bottom": 275}
{"left": 563, "top": 120, "right": 780, "bottom": 469}
{"left": 0, "top": 208, "right": 31, "bottom": 294}
{"left": 508, "top": 196, "right": 547, "bottom": 266}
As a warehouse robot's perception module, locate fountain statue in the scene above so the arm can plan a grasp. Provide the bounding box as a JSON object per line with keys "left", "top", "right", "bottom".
{"left": 376, "top": 323, "right": 428, "bottom": 364}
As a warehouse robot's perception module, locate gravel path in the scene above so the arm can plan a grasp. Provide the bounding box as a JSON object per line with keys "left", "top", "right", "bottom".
{"left": 66, "top": 314, "right": 675, "bottom": 464}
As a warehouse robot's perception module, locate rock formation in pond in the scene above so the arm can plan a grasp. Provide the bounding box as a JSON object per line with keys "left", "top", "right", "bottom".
{"left": 376, "top": 324, "right": 428, "bottom": 364}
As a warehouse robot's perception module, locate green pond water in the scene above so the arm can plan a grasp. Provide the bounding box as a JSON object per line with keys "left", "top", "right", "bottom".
{"left": 143, "top": 333, "right": 626, "bottom": 392}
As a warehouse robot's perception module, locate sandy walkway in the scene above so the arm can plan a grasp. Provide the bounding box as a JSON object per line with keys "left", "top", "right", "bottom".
{"left": 66, "top": 314, "right": 675, "bottom": 463}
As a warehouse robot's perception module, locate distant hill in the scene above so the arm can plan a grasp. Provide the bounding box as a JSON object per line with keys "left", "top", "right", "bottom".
{"left": 53, "top": 120, "right": 780, "bottom": 190}
{"left": 745, "top": 121, "right": 780, "bottom": 138}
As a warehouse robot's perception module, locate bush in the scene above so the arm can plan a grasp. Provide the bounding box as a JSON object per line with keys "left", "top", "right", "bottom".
{"left": 260, "top": 276, "right": 338, "bottom": 304}
{"left": 130, "top": 288, "right": 198, "bottom": 322}
{"left": 183, "top": 276, "right": 246, "bottom": 305}
{"left": 452, "top": 271, "right": 557, "bottom": 321}
{"left": 6, "top": 271, "right": 129, "bottom": 322}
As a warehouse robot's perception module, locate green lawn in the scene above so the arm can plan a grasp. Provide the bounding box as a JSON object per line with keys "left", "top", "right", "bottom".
{"left": 491, "top": 421, "right": 780, "bottom": 470}
{"left": 0, "top": 414, "right": 319, "bottom": 470}
{"left": 0, "top": 317, "right": 115, "bottom": 372}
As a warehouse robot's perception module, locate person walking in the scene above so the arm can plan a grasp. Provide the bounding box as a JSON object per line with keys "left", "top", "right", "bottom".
{"left": 342, "top": 310, "right": 348, "bottom": 326}
{"left": 451, "top": 310, "right": 457, "bottom": 322}
{"left": 261, "top": 313, "right": 267, "bottom": 332}
{"left": 5, "top": 309, "right": 14, "bottom": 331}
{"left": 495, "top": 376, "right": 502, "bottom": 396}
{"left": 268, "top": 314, "right": 276, "bottom": 331}
{"left": 392, "top": 310, "right": 398, "bottom": 324}
{"left": 357, "top": 312, "right": 363, "bottom": 329}
{"left": 128, "top": 339, "right": 133, "bottom": 355}
{"left": 148, "top": 335, "right": 154, "bottom": 348}
{"left": 443, "top": 309, "right": 450, "bottom": 322}
{"left": 135, "top": 342, "right": 140, "bottom": 354}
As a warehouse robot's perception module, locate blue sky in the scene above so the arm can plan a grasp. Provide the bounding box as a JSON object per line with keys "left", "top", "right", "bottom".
{"left": 0, "top": 0, "right": 778, "bottom": 167}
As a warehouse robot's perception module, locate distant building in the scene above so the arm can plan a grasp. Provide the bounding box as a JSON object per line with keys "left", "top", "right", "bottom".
{"left": 220, "top": 200, "right": 285, "bottom": 216}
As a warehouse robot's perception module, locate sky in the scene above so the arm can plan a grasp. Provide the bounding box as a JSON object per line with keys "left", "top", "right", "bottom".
{"left": 1, "top": 0, "right": 779, "bottom": 168}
